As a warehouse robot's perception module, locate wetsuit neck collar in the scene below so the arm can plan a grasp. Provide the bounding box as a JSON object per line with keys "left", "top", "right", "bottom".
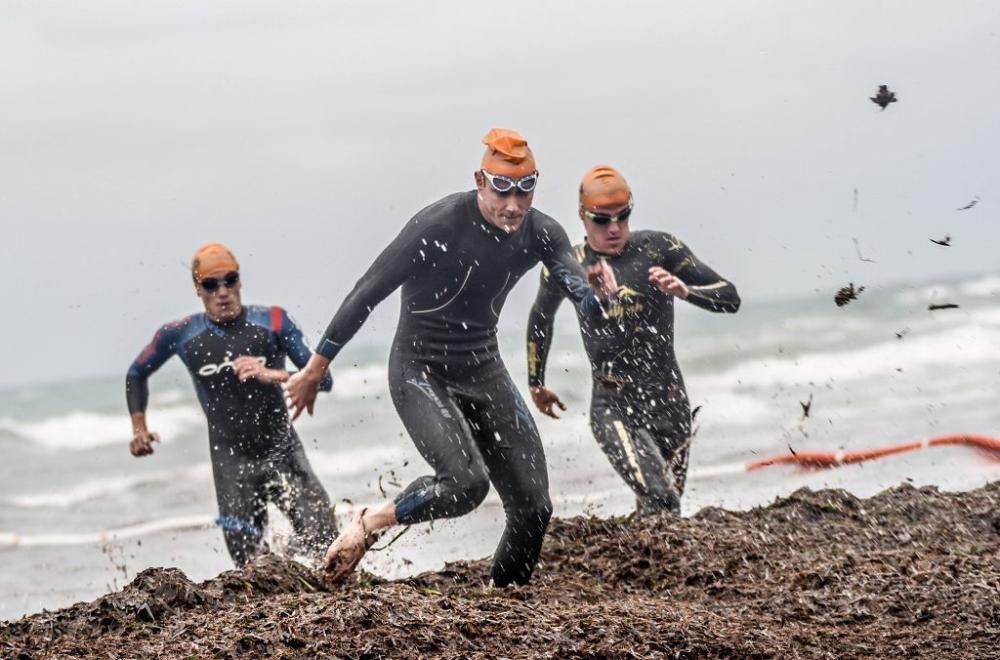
{"left": 207, "top": 305, "right": 245, "bottom": 327}
{"left": 585, "top": 238, "right": 630, "bottom": 260}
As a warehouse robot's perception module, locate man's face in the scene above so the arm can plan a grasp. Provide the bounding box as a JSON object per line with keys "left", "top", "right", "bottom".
{"left": 474, "top": 170, "right": 535, "bottom": 234}
{"left": 581, "top": 201, "right": 632, "bottom": 255}
{"left": 194, "top": 270, "right": 242, "bottom": 322}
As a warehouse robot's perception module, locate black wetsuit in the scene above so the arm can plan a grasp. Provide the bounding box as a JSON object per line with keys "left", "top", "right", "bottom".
{"left": 126, "top": 305, "right": 335, "bottom": 566}
{"left": 528, "top": 230, "right": 740, "bottom": 514}
{"left": 315, "top": 190, "right": 601, "bottom": 586}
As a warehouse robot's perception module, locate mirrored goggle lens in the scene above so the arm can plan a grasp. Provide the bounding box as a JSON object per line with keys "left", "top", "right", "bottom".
{"left": 201, "top": 272, "right": 240, "bottom": 291}
{"left": 588, "top": 207, "right": 632, "bottom": 225}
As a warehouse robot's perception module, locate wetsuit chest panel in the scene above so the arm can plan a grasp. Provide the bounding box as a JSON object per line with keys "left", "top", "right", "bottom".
{"left": 176, "top": 311, "right": 290, "bottom": 449}
{"left": 575, "top": 233, "right": 678, "bottom": 384}
{"left": 396, "top": 197, "right": 547, "bottom": 364}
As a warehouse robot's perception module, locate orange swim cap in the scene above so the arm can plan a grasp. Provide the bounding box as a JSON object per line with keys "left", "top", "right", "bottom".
{"left": 579, "top": 164, "right": 631, "bottom": 211}
{"left": 191, "top": 242, "right": 239, "bottom": 280}
{"left": 481, "top": 128, "right": 537, "bottom": 177}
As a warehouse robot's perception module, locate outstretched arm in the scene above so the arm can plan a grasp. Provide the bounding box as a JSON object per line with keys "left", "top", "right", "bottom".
{"left": 273, "top": 307, "right": 333, "bottom": 391}
{"left": 286, "top": 216, "right": 431, "bottom": 419}
{"left": 527, "top": 269, "right": 568, "bottom": 419}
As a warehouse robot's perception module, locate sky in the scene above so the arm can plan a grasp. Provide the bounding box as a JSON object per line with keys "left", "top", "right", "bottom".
{"left": 1, "top": 0, "right": 998, "bottom": 386}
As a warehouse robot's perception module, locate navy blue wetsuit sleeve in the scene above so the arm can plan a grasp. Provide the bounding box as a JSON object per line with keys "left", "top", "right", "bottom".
{"left": 126, "top": 323, "right": 181, "bottom": 413}
{"left": 316, "top": 216, "right": 431, "bottom": 360}
{"left": 659, "top": 234, "right": 741, "bottom": 313}
{"left": 526, "top": 268, "right": 567, "bottom": 387}
{"left": 534, "top": 216, "right": 603, "bottom": 317}
{"left": 274, "top": 307, "right": 333, "bottom": 391}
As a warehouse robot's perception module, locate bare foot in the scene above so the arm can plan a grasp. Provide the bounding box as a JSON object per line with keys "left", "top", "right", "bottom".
{"left": 323, "top": 508, "right": 378, "bottom": 584}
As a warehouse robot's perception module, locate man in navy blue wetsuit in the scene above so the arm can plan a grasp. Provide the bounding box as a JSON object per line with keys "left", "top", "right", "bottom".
{"left": 285, "top": 129, "right": 618, "bottom": 586}
{"left": 126, "top": 242, "right": 336, "bottom": 566}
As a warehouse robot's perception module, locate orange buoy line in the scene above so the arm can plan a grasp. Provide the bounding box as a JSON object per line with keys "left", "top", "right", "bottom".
{"left": 746, "top": 434, "right": 1000, "bottom": 471}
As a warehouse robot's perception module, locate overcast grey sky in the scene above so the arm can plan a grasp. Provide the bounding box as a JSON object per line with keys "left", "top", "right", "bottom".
{"left": 2, "top": 1, "right": 998, "bottom": 386}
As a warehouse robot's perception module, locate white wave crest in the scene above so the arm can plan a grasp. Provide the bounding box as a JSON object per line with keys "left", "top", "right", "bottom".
{"left": 959, "top": 274, "right": 1000, "bottom": 298}
{"left": 8, "top": 464, "right": 212, "bottom": 508}
{"left": 699, "top": 324, "right": 1000, "bottom": 390}
{"left": 331, "top": 364, "right": 387, "bottom": 399}
{"left": 7, "top": 445, "right": 409, "bottom": 509}
{"left": 0, "top": 405, "right": 204, "bottom": 450}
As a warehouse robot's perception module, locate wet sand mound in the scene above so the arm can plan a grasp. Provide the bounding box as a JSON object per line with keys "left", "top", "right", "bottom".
{"left": 4, "top": 482, "right": 999, "bottom": 659}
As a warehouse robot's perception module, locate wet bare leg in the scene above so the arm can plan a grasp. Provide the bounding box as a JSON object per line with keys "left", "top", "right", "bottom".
{"left": 324, "top": 501, "right": 397, "bottom": 584}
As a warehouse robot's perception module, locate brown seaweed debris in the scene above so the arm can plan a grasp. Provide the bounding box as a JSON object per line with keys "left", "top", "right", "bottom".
{"left": 800, "top": 393, "right": 814, "bottom": 419}
{"left": 4, "top": 482, "right": 1000, "bottom": 659}
{"left": 870, "top": 84, "right": 898, "bottom": 110}
{"left": 835, "top": 282, "right": 865, "bottom": 307}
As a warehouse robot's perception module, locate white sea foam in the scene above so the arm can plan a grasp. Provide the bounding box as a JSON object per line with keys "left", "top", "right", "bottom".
{"left": 698, "top": 324, "right": 1000, "bottom": 391}
{"left": 307, "top": 445, "right": 410, "bottom": 476}
{"left": 8, "top": 464, "right": 213, "bottom": 508}
{"left": 330, "top": 364, "right": 388, "bottom": 399}
{"left": 0, "top": 405, "right": 204, "bottom": 450}
{"left": 893, "top": 284, "right": 956, "bottom": 306}
{"left": 684, "top": 388, "right": 778, "bottom": 427}
{"left": 959, "top": 274, "right": 1000, "bottom": 298}
{"left": 7, "top": 445, "right": 410, "bottom": 510}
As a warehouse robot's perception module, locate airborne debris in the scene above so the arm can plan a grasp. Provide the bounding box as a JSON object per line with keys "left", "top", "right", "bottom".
{"left": 835, "top": 283, "right": 865, "bottom": 307}
{"left": 957, "top": 196, "right": 980, "bottom": 211}
{"left": 852, "top": 238, "right": 876, "bottom": 263}
{"left": 800, "top": 393, "right": 813, "bottom": 419}
{"left": 929, "top": 235, "right": 952, "bottom": 247}
{"left": 870, "top": 84, "right": 897, "bottom": 110}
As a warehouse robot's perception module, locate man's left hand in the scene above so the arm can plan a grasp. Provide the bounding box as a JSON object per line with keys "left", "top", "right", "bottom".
{"left": 648, "top": 267, "right": 689, "bottom": 299}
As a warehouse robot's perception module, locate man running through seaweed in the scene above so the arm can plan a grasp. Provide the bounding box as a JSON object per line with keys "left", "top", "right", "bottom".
{"left": 285, "top": 129, "right": 617, "bottom": 586}
{"left": 527, "top": 165, "right": 740, "bottom": 515}
{"left": 126, "top": 242, "right": 336, "bottom": 566}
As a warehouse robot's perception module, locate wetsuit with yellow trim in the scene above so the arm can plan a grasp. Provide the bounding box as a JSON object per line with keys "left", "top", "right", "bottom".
{"left": 314, "top": 190, "right": 602, "bottom": 586}
{"left": 126, "top": 305, "right": 336, "bottom": 566}
{"left": 527, "top": 230, "right": 740, "bottom": 514}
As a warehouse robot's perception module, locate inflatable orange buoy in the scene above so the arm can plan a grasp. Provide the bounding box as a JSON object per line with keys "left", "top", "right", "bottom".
{"left": 746, "top": 434, "right": 1000, "bottom": 471}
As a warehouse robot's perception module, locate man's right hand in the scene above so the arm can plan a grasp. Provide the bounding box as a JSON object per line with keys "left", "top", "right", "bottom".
{"left": 530, "top": 386, "right": 567, "bottom": 419}
{"left": 586, "top": 258, "right": 619, "bottom": 302}
{"left": 130, "top": 429, "right": 160, "bottom": 457}
{"left": 285, "top": 354, "right": 330, "bottom": 421}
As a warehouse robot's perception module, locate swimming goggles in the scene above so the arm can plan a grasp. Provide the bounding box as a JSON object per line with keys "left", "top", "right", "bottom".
{"left": 199, "top": 271, "right": 240, "bottom": 292}
{"left": 581, "top": 199, "right": 634, "bottom": 225}
{"left": 481, "top": 169, "right": 539, "bottom": 195}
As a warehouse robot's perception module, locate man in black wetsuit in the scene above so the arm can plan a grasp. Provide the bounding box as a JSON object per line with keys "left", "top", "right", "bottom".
{"left": 285, "top": 129, "right": 617, "bottom": 586}
{"left": 126, "top": 242, "right": 336, "bottom": 566}
{"left": 527, "top": 165, "right": 740, "bottom": 515}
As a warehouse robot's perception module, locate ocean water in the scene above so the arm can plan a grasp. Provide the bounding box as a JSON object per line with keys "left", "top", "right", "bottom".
{"left": 2, "top": 272, "right": 999, "bottom": 621}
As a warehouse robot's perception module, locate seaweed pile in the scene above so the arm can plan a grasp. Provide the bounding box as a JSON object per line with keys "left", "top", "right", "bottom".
{"left": 4, "top": 482, "right": 999, "bottom": 659}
